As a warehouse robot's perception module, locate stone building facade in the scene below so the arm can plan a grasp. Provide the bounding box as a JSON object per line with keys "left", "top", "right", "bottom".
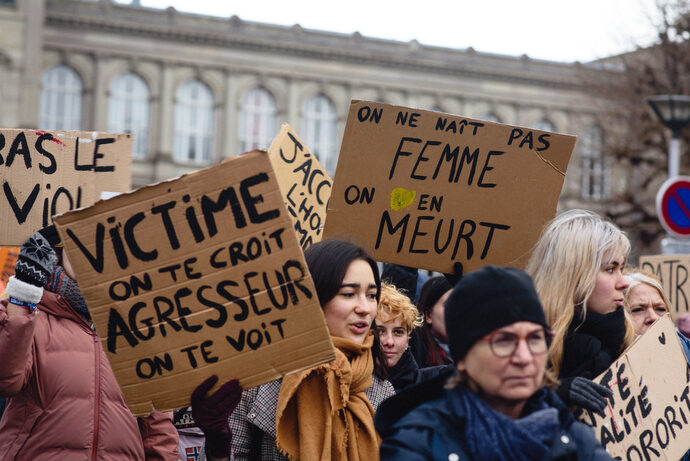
{"left": 0, "top": 0, "right": 620, "bottom": 216}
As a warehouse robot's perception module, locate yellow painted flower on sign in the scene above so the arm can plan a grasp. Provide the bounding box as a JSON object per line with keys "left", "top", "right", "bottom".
{"left": 390, "top": 187, "right": 416, "bottom": 210}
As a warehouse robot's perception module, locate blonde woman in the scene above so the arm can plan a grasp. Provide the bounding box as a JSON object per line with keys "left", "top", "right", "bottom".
{"left": 624, "top": 269, "right": 690, "bottom": 358}
{"left": 375, "top": 283, "right": 452, "bottom": 391}
{"left": 526, "top": 209, "right": 635, "bottom": 413}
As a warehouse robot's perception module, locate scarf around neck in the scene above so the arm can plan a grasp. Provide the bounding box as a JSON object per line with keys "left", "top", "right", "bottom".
{"left": 453, "top": 386, "right": 559, "bottom": 461}
{"left": 571, "top": 305, "right": 626, "bottom": 354}
{"left": 275, "top": 333, "right": 379, "bottom": 461}
{"left": 47, "top": 265, "right": 90, "bottom": 323}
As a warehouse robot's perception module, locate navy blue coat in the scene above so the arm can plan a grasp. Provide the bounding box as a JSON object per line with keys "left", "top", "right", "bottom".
{"left": 376, "top": 376, "right": 613, "bottom": 461}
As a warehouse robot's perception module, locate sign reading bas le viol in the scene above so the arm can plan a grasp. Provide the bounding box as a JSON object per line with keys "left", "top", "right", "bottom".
{"left": 54, "top": 150, "right": 335, "bottom": 416}
{"left": 323, "top": 101, "right": 576, "bottom": 274}
{"left": 0, "top": 129, "right": 132, "bottom": 246}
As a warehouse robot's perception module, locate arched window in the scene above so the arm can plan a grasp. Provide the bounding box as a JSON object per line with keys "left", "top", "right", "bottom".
{"left": 173, "top": 80, "right": 215, "bottom": 164}
{"left": 39, "top": 65, "right": 82, "bottom": 130}
{"left": 301, "top": 94, "right": 337, "bottom": 174}
{"left": 238, "top": 87, "right": 277, "bottom": 153}
{"left": 533, "top": 118, "right": 556, "bottom": 132}
{"left": 580, "top": 125, "right": 609, "bottom": 200}
{"left": 108, "top": 73, "right": 150, "bottom": 159}
{"left": 483, "top": 112, "right": 502, "bottom": 123}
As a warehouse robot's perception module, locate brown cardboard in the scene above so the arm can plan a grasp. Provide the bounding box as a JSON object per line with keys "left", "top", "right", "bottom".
{"left": 322, "top": 101, "right": 576, "bottom": 273}
{"left": 0, "top": 129, "right": 132, "bottom": 246}
{"left": 576, "top": 315, "right": 690, "bottom": 459}
{"left": 268, "top": 124, "right": 332, "bottom": 250}
{"left": 54, "top": 150, "right": 335, "bottom": 416}
{"left": 639, "top": 254, "right": 690, "bottom": 320}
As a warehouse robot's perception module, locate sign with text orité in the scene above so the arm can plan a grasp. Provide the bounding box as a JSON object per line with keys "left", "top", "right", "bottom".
{"left": 268, "top": 124, "right": 332, "bottom": 250}
{"left": 639, "top": 254, "right": 690, "bottom": 319}
{"left": 323, "top": 101, "right": 576, "bottom": 273}
{"left": 54, "top": 150, "right": 335, "bottom": 416}
{"left": 0, "top": 129, "right": 132, "bottom": 246}
{"left": 576, "top": 315, "right": 690, "bottom": 460}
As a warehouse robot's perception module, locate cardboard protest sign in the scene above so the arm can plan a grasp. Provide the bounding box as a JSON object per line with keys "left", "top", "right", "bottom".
{"left": 54, "top": 150, "right": 335, "bottom": 416}
{"left": 322, "top": 101, "right": 576, "bottom": 273}
{"left": 639, "top": 254, "right": 690, "bottom": 319}
{"left": 576, "top": 315, "right": 690, "bottom": 460}
{"left": 0, "top": 129, "right": 132, "bottom": 246}
{"left": 268, "top": 124, "right": 332, "bottom": 250}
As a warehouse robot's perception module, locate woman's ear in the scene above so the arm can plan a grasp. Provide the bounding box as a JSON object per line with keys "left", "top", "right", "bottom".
{"left": 455, "top": 360, "right": 466, "bottom": 373}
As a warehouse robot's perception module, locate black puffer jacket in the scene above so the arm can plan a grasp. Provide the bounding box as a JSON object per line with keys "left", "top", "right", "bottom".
{"left": 559, "top": 306, "right": 627, "bottom": 380}
{"left": 376, "top": 375, "right": 613, "bottom": 461}
{"left": 387, "top": 349, "right": 453, "bottom": 392}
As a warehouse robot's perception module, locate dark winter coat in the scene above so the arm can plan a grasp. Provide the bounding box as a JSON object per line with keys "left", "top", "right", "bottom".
{"left": 376, "top": 375, "right": 612, "bottom": 461}
{"left": 559, "top": 306, "right": 627, "bottom": 380}
{"left": 387, "top": 349, "right": 453, "bottom": 392}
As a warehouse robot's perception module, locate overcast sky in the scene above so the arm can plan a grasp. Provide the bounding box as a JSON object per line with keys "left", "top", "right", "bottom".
{"left": 127, "top": 0, "right": 663, "bottom": 63}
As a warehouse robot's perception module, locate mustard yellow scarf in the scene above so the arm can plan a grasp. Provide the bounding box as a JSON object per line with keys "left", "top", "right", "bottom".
{"left": 275, "top": 333, "right": 379, "bottom": 461}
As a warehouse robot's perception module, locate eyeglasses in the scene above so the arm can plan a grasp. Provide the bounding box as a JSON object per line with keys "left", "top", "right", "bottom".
{"left": 481, "top": 328, "right": 552, "bottom": 358}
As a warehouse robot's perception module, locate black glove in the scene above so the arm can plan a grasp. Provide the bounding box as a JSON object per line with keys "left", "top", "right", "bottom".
{"left": 191, "top": 375, "right": 243, "bottom": 459}
{"left": 444, "top": 262, "right": 463, "bottom": 287}
{"left": 557, "top": 376, "right": 613, "bottom": 416}
{"left": 15, "top": 229, "right": 57, "bottom": 288}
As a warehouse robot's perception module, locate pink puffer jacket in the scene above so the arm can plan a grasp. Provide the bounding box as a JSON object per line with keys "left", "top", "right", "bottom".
{"left": 0, "top": 291, "right": 179, "bottom": 460}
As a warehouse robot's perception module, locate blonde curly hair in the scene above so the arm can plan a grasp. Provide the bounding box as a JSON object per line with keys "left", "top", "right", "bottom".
{"left": 377, "top": 282, "right": 423, "bottom": 332}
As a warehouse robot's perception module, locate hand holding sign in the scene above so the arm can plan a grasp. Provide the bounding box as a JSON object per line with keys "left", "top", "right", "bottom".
{"left": 191, "top": 375, "right": 242, "bottom": 459}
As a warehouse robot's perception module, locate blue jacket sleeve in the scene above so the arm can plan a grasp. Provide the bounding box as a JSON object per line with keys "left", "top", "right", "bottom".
{"left": 380, "top": 426, "right": 436, "bottom": 461}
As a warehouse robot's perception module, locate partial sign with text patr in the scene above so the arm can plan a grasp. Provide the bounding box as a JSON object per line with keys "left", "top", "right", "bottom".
{"left": 268, "top": 124, "right": 332, "bottom": 250}
{"left": 323, "top": 101, "right": 576, "bottom": 273}
{"left": 576, "top": 315, "right": 690, "bottom": 460}
{"left": 639, "top": 254, "right": 690, "bottom": 319}
{"left": 0, "top": 129, "right": 132, "bottom": 246}
{"left": 54, "top": 150, "right": 335, "bottom": 416}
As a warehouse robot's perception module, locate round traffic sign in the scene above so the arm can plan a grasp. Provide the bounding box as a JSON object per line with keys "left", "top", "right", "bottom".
{"left": 657, "top": 176, "right": 690, "bottom": 237}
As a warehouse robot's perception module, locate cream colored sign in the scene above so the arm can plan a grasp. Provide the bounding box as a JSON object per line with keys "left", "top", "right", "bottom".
{"left": 268, "top": 124, "right": 332, "bottom": 250}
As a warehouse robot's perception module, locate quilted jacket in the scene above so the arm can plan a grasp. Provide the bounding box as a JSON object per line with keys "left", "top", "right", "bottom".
{"left": 0, "top": 291, "right": 179, "bottom": 460}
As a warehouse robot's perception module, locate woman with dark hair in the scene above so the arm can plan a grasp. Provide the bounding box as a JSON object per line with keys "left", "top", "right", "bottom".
{"left": 227, "top": 239, "right": 394, "bottom": 461}
{"left": 410, "top": 276, "right": 453, "bottom": 368}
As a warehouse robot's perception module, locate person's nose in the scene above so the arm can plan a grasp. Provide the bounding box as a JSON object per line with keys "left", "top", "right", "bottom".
{"left": 380, "top": 331, "right": 394, "bottom": 348}
{"left": 511, "top": 338, "right": 533, "bottom": 364}
{"left": 616, "top": 271, "right": 629, "bottom": 291}
{"left": 354, "top": 294, "right": 376, "bottom": 316}
{"left": 644, "top": 307, "right": 661, "bottom": 325}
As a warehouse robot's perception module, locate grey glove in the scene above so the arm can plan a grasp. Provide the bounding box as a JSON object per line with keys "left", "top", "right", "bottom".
{"left": 557, "top": 376, "right": 613, "bottom": 416}
{"left": 15, "top": 230, "right": 58, "bottom": 288}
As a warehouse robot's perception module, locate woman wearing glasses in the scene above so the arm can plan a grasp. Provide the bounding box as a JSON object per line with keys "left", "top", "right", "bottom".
{"left": 376, "top": 266, "right": 611, "bottom": 460}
